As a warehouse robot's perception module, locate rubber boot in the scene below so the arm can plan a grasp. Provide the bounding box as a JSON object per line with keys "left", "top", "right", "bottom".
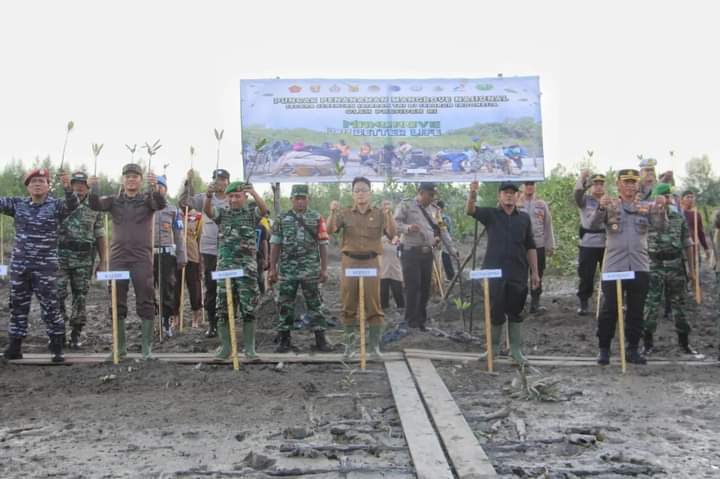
{"left": 69, "top": 325, "right": 83, "bottom": 349}
{"left": 678, "top": 333, "right": 697, "bottom": 355}
{"left": 626, "top": 346, "right": 647, "bottom": 365}
{"left": 214, "top": 321, "right": 231, "bottom": 360}
{"left": 342, "top": 326, "right": 357, "bottom": 360}
{"left": 597, "top": 347, "right": 610, "bottom": 365}
{"left": 163, "top": 316, "right": 173, "bottom": 339}
{"left": 205, "top": 316, "right": 218, "bottom": 338}
{"left": 529, "top": 294, "right": 546, "bottom": 315}
{"left": 577, "top": 298, "right": 590, "bottom": 316}
{"left": 243, "top": 322, "right": 258, "bottom": 360}
{"left": 141, "top": 320, "right": 155, "bottom": 360}
{"left": 49, "top": 335, "right": 65, "bottom": 363}
{"left": 3, "top": 336, "right": 23, "bottom": 360}
{"left": 368, "top": 325, "right": 384, "bottom": 360}
{"left": 275, "top": 330, "right": 291, "bottom": 353}
{"left": 314, "top": 330, "right": 333, "bottom": 353}
{"left": 105, "top": 318, "right": 128, "bottom": 361}
{"left": 508, "top": 321, "right": 527, "bottom": 365}
{"left": 643, "top": 331, "right": 655, "bottom": 355}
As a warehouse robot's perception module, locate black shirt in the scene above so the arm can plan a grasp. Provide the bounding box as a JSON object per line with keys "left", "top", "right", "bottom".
{"left": 471, "top": 206, "right": 536, "bottom": 281}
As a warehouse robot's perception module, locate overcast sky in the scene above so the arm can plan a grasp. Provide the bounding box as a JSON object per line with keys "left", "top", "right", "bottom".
{"left": 1, "top": 0, "right": 718, "bottom": 193}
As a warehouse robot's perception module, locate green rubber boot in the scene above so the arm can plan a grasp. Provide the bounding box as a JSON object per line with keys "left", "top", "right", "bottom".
{"left": 214, "top": 321, "right": 231, "bottom": 360}
{"left": 368, "top": 325, "right": 384, "bottom": 360}
{"left": 243, "top": 321, "right": 258, "bottom": 360}
{"left": 141, "top": 320, "right": 155, "bottom": 360}
{"left": 479, "top": 322, "right": 503, "bottom": 361}
{"left": 105, "top": 318, "right": 127, "bottom": 362}
{"left": 508, "top": 321, "right": 528, "bottom": 365}
{"left": 342, "top": 326, "right": 357, "bottom": 360}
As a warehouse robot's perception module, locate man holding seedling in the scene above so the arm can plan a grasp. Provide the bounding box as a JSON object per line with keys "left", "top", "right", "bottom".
{"left": 179, "top": 168, "right": 230, "bottom": 338}
{"left": 1, "top": 168, "right": 77, "bottom": 362}
{"left": 269, "top": 184, "right": 331, "bottom": 353}
{"left": 88, "top": 164, "right": 165, "bottom": 360}
{"left": 204, "top": 181, "right": 268, "bottom": 360}
{"left": 57, "top": 171, "right": 106, "bottom": 349}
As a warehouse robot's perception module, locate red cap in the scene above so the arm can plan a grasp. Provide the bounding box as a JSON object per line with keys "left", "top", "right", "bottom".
{"left": 24, "top": 168, "right": 50, "bottom": 186}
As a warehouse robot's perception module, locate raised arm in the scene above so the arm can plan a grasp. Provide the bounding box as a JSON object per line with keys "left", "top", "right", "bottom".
{"left": 0, "top": 197, "right": 18, "bottom": 217}
{"left": 326, "top": 200, "right": 342, "bottom": 234}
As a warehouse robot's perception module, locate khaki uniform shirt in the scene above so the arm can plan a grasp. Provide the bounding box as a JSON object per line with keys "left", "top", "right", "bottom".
{"left": 380, "top": 236, "right": 403, "bottom": 281}
{"left": 394, "top": 198, "right": 456, "bottom": 255}
{"left": 153, "top": 203, "right": 187, "bottom": 265}
{"left": 517, "top": 196, "right": 555, "bottom": 251}
{"left": 334, "top": 206, "right": 386, "bottom": 255}
{"left": 574, "top": 178, "right": 606, "bottom": 248}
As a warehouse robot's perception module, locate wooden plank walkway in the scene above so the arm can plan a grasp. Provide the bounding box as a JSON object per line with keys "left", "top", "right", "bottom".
{"left": 385, "top": 361, "right": 454, "bottom": 479}
{"left": 407, "top": 357, "right": 497, "bottom": 478}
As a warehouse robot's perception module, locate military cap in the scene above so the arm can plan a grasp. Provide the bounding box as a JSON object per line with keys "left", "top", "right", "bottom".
{"left": 618, "top": 169, "right": 641, "bottom": 182}
{"left": 418, "top": 182, "right": 437, "bottom": 192}
{"left": 652, "top": 182, "right": 673, "bottom": 197}
{"left": 225, "top": 181, "right": 247, "bottom": 194}
{"left": 291, "top": 184, "right": 309, "bottom": 197}
{"left": 156, "top": 175, "right": 168, "bottom": 188}
{"left": 523, "top": 180, "right": 536, "bottom": 186}
{"left": 498, "top": 181, "right": 519, "bottom": 192}
{"left": 638, "top": 158, "right": 657, "bottom": 170}
{"left": 212, "top": 168, "right": 230, "bottom": 180}
{"left": 70, "top": 171, "right": 88, "bottom": 184}
{"left": 122, "top": 163, "right": 143, "bottom": 176}
{"left": 24, "top": 167, "right": 50, "bottom": 186}
{"left": 590, "top": 173, "right": 606, "bottom": 183}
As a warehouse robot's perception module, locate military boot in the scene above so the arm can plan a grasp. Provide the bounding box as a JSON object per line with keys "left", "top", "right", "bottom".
{"left": 626, "top": 346, "right": 647, "bottom": 365}
{"left": 243, "top": 322, "right": 258, "bottom": 360}
{"left": 508, "top": 321, "right": 528, "bottom": 365}
{"left": 368, "top": 325, "right": 384, "bottom": 360}
{"left": 342, "top": 326, "right": 357, "bottom": 360}
{"left": 275, "top": 330, "right": 292, "bottom": 353}
{"left": 49, "top": 335, "right": 65, "bottom": 363}
{"left": 68, "top": 325, "right": 83, "bottom": 349}
{"left": 313, "top": 330, "right": 333, "bottom": 353}
{"left": 597, "top": 347, "right": 610, "bottom": 365}
{"left": 205, "top": 316, "right": 218, "bottom": 338}
{"left": 105, "top": 318, "right": 128, "bottom": 361}
{"left": 643, "top": 331, "right": 655, "bottom": 355}
{"left": 214, "top": 321, "right": 231, "bottom": 360}
{"left": 678, "top": 333, "right": 698, "bottom": 355}
{"left": 3, "top": 336, "right": 23, "bottom": 360}
{"left": 141, "top": 320, "right": 155, "bottom": 360}
{"left": 577, "top": 298, "right": 590, "bottom": 316}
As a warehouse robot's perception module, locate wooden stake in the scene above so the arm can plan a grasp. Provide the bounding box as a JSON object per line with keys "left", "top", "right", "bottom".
{"left": 432, "top": 257, "right": 445, "bottom": 298}
{"left": 483, "top": 277, "right": 493, "bottom": 372}
{"left": 225, "top": 277, "right": 240, "bottom": 371}
{"left": 178, "top": 205, "right": 190, "bottom": 332}
{"left": 359, "top": 277, "right": 366, "bottom": 370}
{"left": 616, "top": 279, "right": 626, "bottom": 374}
{"left": 693, "top": 209, "right": 702, "bottom": 304}
{"left": 595, "top": 248, "right": 607, "bottom": 321}
{"left": 105, "top": 214, "right": 119, "bottom": 365}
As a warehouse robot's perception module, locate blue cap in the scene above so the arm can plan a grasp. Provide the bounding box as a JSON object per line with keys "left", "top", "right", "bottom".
{"left": 157, "top": 175, "right": 167, "bottom": 188}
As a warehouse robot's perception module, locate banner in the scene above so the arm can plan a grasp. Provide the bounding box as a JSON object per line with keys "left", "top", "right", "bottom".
{"left": 241, "top": 77, "right": 543, "bottom": 183}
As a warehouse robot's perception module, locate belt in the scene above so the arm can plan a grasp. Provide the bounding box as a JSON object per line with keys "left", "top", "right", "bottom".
{"left": 651, "top": 253, "right": 681, "bottom": 261}
{"left": 403, "top": 245, "right": 433, "bottom": 254}
{"left": 59, "top": 241, "right": 94, "bottom": 252}
{"left": 154, "top": 246, "right": 176, "bottom": 255}
{"left": 343, "top": 251, "right": 377, "bottom": 260}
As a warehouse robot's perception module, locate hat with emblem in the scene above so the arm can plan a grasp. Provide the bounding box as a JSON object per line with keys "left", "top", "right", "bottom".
{"left": 291, "top": 184, "right": 309, "bottom": 197}
{"left": 122, "top": 163, "right": 144, "bottom": 176}
{"left": 652, "top": 182, "right": 673, "bottom": 197}
{"left": 70, "top": 171, "right": 88, "bottom": 184}
{"left": 638, "top": 158, "right": 657, "bottom": 170}
{"left": 212, "top": 168, "right": 230, "bottom": 180}
{"left": 24, "top": 167, "right": 50, "bottom": 186}
{"left": 590, "top": 173, "right": 606, "bottom": 183}
{"left": 618, "top": 169, "right": 641, "bottom": 181}
{"left": 225, "top": 181, "right": 247, "bottom": 194}
{"left": 498, "top": 181, "right": 519, "bottom": 192}
{"left": 418, "top": 182, "right": 437, "bottom": 192}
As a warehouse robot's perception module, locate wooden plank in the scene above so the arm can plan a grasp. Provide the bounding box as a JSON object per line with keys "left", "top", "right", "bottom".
{"left": 385, "top": 361, "right": 454, "bottom": 479}
{"left": 407, "top": 357, "right": 497, "bottom": 478}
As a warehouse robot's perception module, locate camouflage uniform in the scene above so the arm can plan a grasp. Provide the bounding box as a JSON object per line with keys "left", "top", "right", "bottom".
{"left": 0, "top": 189, "right": 78, "bottom": 339}
{"left": 214, "top": 205, "right": 259, "bottom": 327}
{"left": 271, "top": 208, "right": 329, "bottom": 332}
{"left": 644, "top": 208, "right": 693, "bottom": 340}
{"left": 57, "top": 196, "right": 103, "bottom": 332}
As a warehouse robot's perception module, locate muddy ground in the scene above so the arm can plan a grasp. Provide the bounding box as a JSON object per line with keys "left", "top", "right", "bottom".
{"left": 1, "top": 244, "right": 719, "bottom": 478}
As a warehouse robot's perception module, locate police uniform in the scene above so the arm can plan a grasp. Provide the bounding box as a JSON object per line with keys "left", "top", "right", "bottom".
{"left": 88, "top": 163, "right": 166, "bottom": 360}
{"left": 574, "top": 173, "right": 607, "bottom": 314}
{"left": 153, "top": 175, "right": 187, "bottom": 337}
{"left": 1, "top": 168, "right": 79, "bottom": 362}
{"left": 270, "top": 184, "right": 331, "bottom": 352}
{"left": 57, "top": 171, "right": 104, "bottom": 348}
{"left": 589, "top": 168, "right": 666, "bottom": 365}
{"left": 643, "top": 183, "right": 695, "bottom": 354}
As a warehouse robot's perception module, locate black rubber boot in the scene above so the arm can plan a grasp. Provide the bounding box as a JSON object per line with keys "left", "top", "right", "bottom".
{"left": 69, "top": 326, "right": 82, "bottom": 349}
{"left": 3, "top": 336, "right": 23, "bottom": 360}
{"left": 643, "top": 331, "right": 655, "bottom": 355}
{"left": 49, "top": 335, "right": 65, "bottom": 363}
{"left": 597, "top": 347, "right": 610, "bottom": 365}
{"left": 529, "top": 294, "right": 546, "bottom": 314}
{"left": 626, "top": 347, "right": 647, "bottom": 365}
{"left": 314, "top": 330, "right": 333, "bottom": 352}
{"left": 205, "top": 317, "right": 218, "bottom": 338}
{"left": 678, "top": 333, "right": 697, "bottom": 355}
{"left": 275, "top": 330, "right": 291, "bottom": 353}
{"left": 577, "top": 298, "right": 590, "bottom": 316}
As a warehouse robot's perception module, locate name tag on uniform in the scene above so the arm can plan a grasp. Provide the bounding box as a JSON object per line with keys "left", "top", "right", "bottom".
{"left": 0, "top": 265, "right": 7, "bottom": 276}
{"left": 469, "top": 269, "right": 503, "bottom": 279}
{"left": 212, "top": 269, "right": 245, "bottom": 280}
{"left": 602, "top": 271, "right": 635, "bottom": 281}
{"left": 97, "top": 271, "right": 130, "bottom": 281}
{"left": 345, "top": 268, "right": 377, "bottom": 277}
